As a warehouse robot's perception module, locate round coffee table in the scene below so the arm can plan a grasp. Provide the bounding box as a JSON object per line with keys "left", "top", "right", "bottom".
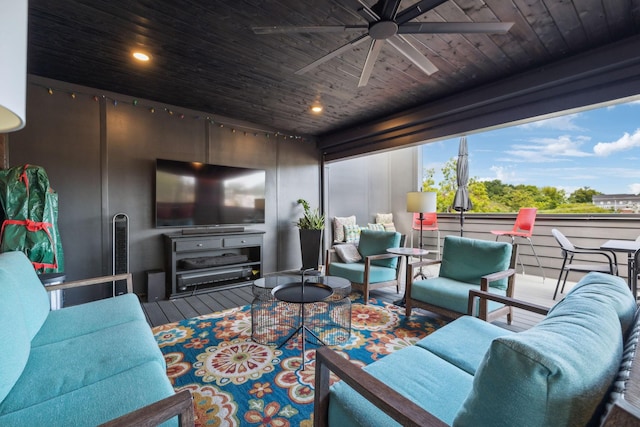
{"left": 251, "top": 273, "right": 351, "bottom": 367}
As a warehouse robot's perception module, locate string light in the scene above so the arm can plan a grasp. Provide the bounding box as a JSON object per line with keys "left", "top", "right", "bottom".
{"left": 32, "top": 82, "right": 309, "bottom": 142}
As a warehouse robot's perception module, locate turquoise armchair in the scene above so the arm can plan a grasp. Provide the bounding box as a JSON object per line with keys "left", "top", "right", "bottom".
{"left": 406, "top": 236, "right": 518, "bottom": 323}
{"left": 327, "top": 229, "right": 404, "bottom": 303}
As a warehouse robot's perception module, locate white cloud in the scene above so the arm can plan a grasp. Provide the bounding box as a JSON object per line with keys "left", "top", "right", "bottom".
{"left": 500, "top": 135, "right": 592, "bottom": 162}
{"left": 593, "top": 128, "right": 640, "bottom": 156}
{"left": 518, "top": 113, "right": 583, "bottom": 131}
{"left": 629, "top": 183, "right": 640, "bottom": 194}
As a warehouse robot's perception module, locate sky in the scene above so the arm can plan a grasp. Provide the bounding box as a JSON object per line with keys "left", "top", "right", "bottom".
{"left": 421, "top": 96, "right": 640, "bottom": 196}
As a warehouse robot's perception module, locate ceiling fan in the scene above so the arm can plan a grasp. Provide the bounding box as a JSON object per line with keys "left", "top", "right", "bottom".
{"left": 253, "top": 0, "right": 514, "bottom": 87}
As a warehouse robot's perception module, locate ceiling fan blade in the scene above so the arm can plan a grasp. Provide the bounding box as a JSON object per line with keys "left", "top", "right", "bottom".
{"left": 399, "top": 22, "right": 514, "bottom": 34}
{"left": 252, "top": 25, "right": 367, "bottom": 35}
{"left": 296, "top": 34, "right": 371, "bottom": 75}
{"left": 356, "top": 0, "right": 381, "bottom": 21}
{"left": 396, "top": 0, "right": 448, "bottom": 24}
{"left": 387, "top": 35, "right": 438, "bottom": 75}
{"left": 358, "top": 39, "right": 385, "bottom": 87}
{"left": 373, "top": 0, "right": 402, "bottom": 20}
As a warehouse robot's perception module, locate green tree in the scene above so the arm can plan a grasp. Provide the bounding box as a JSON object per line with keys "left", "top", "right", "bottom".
{"left": 537, "top": 186, "right": 567, "bottom": 210}
{"left": 568, "top": 187, "right": 602, "bottom": 203}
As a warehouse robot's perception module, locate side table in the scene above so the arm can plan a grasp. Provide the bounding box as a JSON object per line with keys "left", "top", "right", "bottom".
{"left": 386, "top": 247, "right": 429, "bottom": 306}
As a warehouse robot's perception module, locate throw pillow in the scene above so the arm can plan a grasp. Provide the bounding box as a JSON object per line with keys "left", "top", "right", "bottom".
{"left": 344, "top": 224, "right": 362, "bottom": 244}
{"left": 367, "top": 223, "right": 386, "bottom": 231}
{"left": 375, "top": 213, "right": 393, "bottom": 224}
{"left": 334, "top": 243, "right": 362, "bottom": 263}
{"left": 333, "top": 215, "right": 356, "bottom": 242}
{"left": 383, "top": 222, "right": 396, "bottom": 232}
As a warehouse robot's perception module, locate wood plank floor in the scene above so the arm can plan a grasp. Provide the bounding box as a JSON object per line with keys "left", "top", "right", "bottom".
{"left": 142, "top": 267, "right": 573, "bottom": 332}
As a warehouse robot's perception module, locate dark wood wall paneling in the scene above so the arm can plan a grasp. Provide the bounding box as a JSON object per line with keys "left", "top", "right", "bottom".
{"left": 318, "top": 35, "right": 640, "bottom": 160}
{"left": 8, "top": 76, "right": 321, "bottom": 304}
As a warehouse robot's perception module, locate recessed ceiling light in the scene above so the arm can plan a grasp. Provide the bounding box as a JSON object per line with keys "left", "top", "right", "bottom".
{"left": 133, "top": 51, "right": 151, "bottom": 61}
{"left": 311, "top": 104, "right": 323, "bottom": 114}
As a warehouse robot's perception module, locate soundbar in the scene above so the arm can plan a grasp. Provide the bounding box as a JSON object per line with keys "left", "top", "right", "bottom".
{"left": 177, "top": 266, "right": 252, "bottom": 289}
{"left": 181, "top": 226, "right": 245, "bottom": 235}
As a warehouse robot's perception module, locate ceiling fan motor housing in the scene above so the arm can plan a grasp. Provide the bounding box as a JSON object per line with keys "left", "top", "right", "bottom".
{"left": 369, "top": 21, "right": 398, "bottom": 39}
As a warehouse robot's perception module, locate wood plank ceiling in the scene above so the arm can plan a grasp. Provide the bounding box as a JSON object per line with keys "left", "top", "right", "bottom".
{"left": 26, "top": 0, "right": 640, "bottom": 141}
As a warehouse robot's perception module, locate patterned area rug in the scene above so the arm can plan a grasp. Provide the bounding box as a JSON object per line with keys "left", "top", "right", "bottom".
{"left": 152, "top": 295, "right": 445, "bottom": 426}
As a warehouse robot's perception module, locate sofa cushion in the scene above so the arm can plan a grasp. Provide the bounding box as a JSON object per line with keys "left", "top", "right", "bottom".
{"left": 0, "top": 319, "right": 165, "bottom": 416}
{"left": 329, "top": 345, "right": 473, "bottom": 426}
{"left": 410, "top": 277, "right": 507, "bottom": 315}
{"left": 0, "top": 271, "right": 31, "bottom": 403}
{"left": 0, "top": 361, "right": 176, "bottom": 427}
{"left": 333, "top": 215, "right": 356, "bottom": 242}
{"left": 0, "top": 251, "right": 51, "bottom": 339}
{"left": 328, "top": 262, "right": 398, "bottom": 284}
{"left": 439, "top": 236, "right": 512, "bottom": 290}
{"left": 416, "top": 315, "right": 513, "bottom": 375}
{"left": 31, "top": 293, "right": 147, "bottom": 347}
{"left": 357, "top": 229, "right": 401, "bottom": 268}
{"left": 455, "top": 290, "right": 627, "bottom": 427}
{"left": 549, "top": 272, "right": 635, "bottom": 334}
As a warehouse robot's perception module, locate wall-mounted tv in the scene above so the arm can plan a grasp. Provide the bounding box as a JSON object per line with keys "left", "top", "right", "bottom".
{"left": 155, "top": 159, "right": 266, "bottom": 228}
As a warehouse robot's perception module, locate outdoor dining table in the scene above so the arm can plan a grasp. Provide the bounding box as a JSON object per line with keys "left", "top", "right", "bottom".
{"left": 600, "top": 239, "right": 640, "bottom": 298}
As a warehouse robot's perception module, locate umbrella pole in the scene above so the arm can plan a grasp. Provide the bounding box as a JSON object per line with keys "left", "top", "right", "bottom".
{"left": 460, "top": 211, "right": 464, "bottom": 236}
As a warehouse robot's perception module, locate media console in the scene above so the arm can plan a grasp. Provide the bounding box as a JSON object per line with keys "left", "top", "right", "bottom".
{"left": 164, "top": 230, "right": 264, "bottom": 298}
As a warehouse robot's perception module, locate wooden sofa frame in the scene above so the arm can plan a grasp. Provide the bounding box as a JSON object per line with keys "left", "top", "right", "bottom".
{"left": 405, "top": 244, "right": 519, "bottom": 323}
{"left": 45, "top": 273, "right": 195, "bottom": 427}
{"left": 313, "top": 289, "right": 640, "bottom": 426}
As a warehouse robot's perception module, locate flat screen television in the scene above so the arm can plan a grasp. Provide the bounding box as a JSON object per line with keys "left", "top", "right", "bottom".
{"left": 155, "top": 158, "right": 266, "bottom": 228}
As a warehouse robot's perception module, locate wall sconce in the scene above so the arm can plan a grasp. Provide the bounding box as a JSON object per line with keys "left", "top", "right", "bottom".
{"left": 0, "top": 0, "right": 28, "bottom": 132}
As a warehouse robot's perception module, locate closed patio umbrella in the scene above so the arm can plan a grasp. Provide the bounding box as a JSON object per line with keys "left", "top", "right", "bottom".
{"left": 452, "top": 136, "right": 473, "bottom": 236}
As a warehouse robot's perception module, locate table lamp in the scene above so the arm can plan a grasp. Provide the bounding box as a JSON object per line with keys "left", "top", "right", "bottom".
{"left": 406, "top": 191, "right": 437, "bottom": 252}
{"left": 0, "top": 0, "right": 28, "bottom": 132}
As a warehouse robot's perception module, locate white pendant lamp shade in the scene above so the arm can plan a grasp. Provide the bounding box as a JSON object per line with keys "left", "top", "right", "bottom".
{"left": 0, "top": 0, "right": 28, "bottom": 132}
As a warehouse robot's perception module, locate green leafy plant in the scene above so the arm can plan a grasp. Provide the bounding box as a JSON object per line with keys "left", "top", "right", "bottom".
{"left": 294, "top": 198, "right": 325, "bottom": 230}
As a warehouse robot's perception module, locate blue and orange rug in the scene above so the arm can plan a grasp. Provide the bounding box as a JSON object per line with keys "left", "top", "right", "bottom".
{"left": 152, "top": 296, "right": 445, "bottom": 426}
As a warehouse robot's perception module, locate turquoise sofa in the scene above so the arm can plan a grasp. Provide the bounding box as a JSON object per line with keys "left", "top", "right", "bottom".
{"left": 0, "top": 251, "right": 192, "bottom": 426}
{"left": 315, "top": 272, "right": 640, "bottom": 426}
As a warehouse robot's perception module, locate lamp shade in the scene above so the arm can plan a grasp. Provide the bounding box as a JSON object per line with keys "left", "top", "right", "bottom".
{"left": 0, "top": 0, "right": 28, "bottom": 132}
{"left": 406, "top": 191, "right": 437, "bottom": 213}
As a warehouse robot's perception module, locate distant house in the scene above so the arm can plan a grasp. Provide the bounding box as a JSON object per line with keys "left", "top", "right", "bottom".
{"left": 592, "top": 194, "right": 640, "bottom": 212}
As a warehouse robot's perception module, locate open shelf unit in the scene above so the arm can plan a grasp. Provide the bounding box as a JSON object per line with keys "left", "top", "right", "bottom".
{"left": 164, "top": 230, "right": 264, "bottom": 298}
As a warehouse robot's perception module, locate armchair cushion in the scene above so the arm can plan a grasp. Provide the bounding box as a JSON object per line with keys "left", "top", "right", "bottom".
{"left": 410, "top": 277, "right": 507, "bottom": 315}
{"left": 439, "top": 236, "right": 512, "bottom": 290}
{"left": 357, "top": 229, "right": 401, "bottom": 269}
{"left": 333, "top": 243, "right": 362, "bottom": 263}
{"left": 328, "top": 262, "right": 399, "bottom": 284}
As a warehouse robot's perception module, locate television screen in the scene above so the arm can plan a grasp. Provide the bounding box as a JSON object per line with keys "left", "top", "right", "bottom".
{"left": 155, "top": 159, "right": 266, "bottom": 227}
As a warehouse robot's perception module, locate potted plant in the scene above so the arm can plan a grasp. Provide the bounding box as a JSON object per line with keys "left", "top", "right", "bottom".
{"left": 294, "top": 198, "right": 325, "bottom": 270}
